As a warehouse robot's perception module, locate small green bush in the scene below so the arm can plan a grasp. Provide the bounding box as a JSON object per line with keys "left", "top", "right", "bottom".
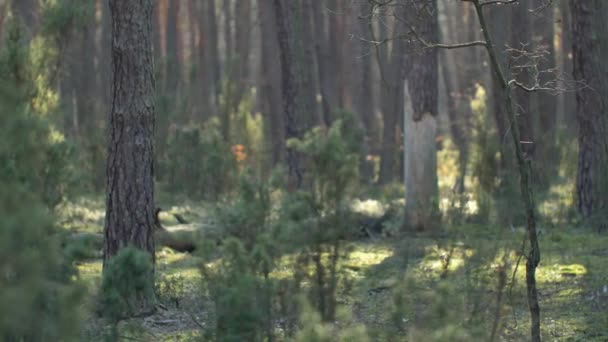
{"left": 99, "top": 247, "right": 155, "bottom": 321}
{"left": 163, "top": 119, "right": 238, "bottom": 200}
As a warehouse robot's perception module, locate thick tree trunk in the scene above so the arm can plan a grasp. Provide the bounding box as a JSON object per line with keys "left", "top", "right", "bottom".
{"left": 104, "top": 0, "right": 156, "bottom": 300}
{"left": 570, "top": 0, "right": 608, "bottom": 223}
{"left": 273, "top": 0, "right": 305, "bottom": 189}
{"left": 259, "top": 0, "right": 286, "bottom": 165}
{"left": 404, "top": 0, "right": 439, "bottom": 231}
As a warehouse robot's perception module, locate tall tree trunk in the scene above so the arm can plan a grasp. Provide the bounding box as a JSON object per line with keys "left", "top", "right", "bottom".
{"left": 230, "top": 0, "right": 252, "bottom": 124}
{"left": 298, "top": 0, "right": 322, "bottom": 128}
{"left": 104, "top": 0, "right": 156, "bottom": 308}
{"left": 259, "top": 0, "right": 285, "bottom": 165}
{"left": 313, "top": 0, "right": 338, "bottom": 125}
{"left": 101, "top": 0, "right": 112, "bottom": 115}
{"left": 273, "top": 0, "right": 305, "bottom": 189}
{"left": 207, "top": 0, "right": 221, "bottom": 114}
{"left": 378, "top": 17, "right": 405, "bottom": 185}
{"left": 404, "top": 0, "right": 439, "bottom": 231}
{"left": 510, "top": 1, "right": 535, "bottom": 162}
{"left": 532, "top": 1, "right": 558, "bottom": 176}
{"left": 221, "top": 0, "right": 233, "bottom": 141}
{"left": 354, "top": 1, "right": 376, "bottom": 183}
{"left": 311, "top": 1, "right": 336, "bottom": 125}
{"left": 487, "top": 5, "right": 513, "bottom": 170}
{"left": 570, "top": 0, "right": 608, "bottom": 223}
{"left": 166, "top": 0, "right": 180, "bottom": 107}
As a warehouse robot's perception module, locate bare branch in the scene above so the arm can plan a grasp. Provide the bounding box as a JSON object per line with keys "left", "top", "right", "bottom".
{"left": 478, "top": 0, "right": 518, "bottom": 7}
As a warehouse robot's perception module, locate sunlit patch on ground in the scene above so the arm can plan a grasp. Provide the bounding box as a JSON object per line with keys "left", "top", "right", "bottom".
{"left": 62, "top": 195, "right": 608, "bottom": 341}
{"left": 351, "top": 199, "right": 387, "bottom": 217}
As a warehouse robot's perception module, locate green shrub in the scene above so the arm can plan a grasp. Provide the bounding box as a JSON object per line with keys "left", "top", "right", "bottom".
{"left": 163, "top": 119, "right": 238, "bottom": 200}
{"left": 99, "top": 247, "right": 155, "bottom": 322}
{"left": 0, "top": 18, "right": 84, "bottom": 341}
{"left": 0, "top": 188, "right": 85, "bottom": 341}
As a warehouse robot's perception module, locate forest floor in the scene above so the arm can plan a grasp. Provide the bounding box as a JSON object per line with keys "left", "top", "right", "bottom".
{"left": 60, "top": 196, "right": 608, "bottom": 342}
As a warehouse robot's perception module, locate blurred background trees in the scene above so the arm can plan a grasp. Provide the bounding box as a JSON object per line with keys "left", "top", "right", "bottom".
{"left": 1, "top": 0, "right": 607, "bottom": 340}
{"left": 0, "top": 0, "right": 596, "bottom": 219}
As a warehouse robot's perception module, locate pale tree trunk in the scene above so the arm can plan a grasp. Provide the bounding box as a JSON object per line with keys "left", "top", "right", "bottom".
{"left": 104, "top": 0, "right": 156, "bottom": 311}
{"left": 404, "top": 0, "right": 439, "bottom": 231}
{"left": 404, "top": 81, "right": 439, "bottom": 231}
{"left": 570, "top": 0, "right": 608, "bottom": 224}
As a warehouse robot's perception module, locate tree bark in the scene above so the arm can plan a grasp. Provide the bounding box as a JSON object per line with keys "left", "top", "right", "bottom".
{"left": 354, "top": 1, "right": 376, "bottom": 183}
{"left": 531, "top": 1, "right": 557, "bottom": 173}
{"left": 378, "top": 16, "right": 405, "bottom": 185}
{"left": 273, "top": 0, "right": 305, "bottom": 189}
{"left": 404, "top": 0, "right": 439, "bottom": 231}
{"left": 570, "top": 0, "right": 608, "bottom": 223}
{"left": 259, "top": 0, "right": 286, "bottom": 165}
{"left": 313, "top": 0, "right": 338, "bottom": 125}
{"left": 472, "top": 2, "right": 542, "bottom": 339}
{"left": 104, "top": 0, "right": 156, "bottom": 306}
{"left": 206, "top": 0, "right": 221, "bottom": 113}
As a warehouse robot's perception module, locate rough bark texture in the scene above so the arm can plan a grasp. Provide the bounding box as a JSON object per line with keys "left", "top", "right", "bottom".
{"left": 274, "top": 0, "right": 304, "bottom": 189}
{"left": 259, "top": 0, "right": 286, "bottom": 165}
{"left": 104, "top": 0, "right": 156, "bottom": 273}
{"left": 404, "top": 0, "right": 439, "bottom": 231}
{"left": 570, "top": 0, "right": 608, "bottom": 223}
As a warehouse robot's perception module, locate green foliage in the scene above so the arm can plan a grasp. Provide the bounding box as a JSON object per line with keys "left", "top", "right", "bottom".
{"left": 200, "top": 238, "right": 275, "bottom": 342}
{"left": 200, "top": 169, "right": 279, "bottom": 341}
{"left": 39, "top": 0, "right": 93, "bottom": 39}
{"left": 0, "top": 18, "right": 84, "bottom": 341}
{"left": 155, "top": 274, "right": 187, "bottom": 308}
{"left": 0, "top": 189, "right": 85, "bottom": 341}
{"left": 0, "top": 16, "right": 76, "bottom": 208}
{"left": 293, "top": 298, "right": 370, "bottom": 342}
{"left": 99, "top": 247, "right": 156, "bottom": 322}
{"left": 282, "top": 117, "right": 361, "bottom": 322}
{"left": 215, "top": 168, "right": 275, "bottom": 249}
{"left": 164, "top": 119, "right": 238, "bottom": 200}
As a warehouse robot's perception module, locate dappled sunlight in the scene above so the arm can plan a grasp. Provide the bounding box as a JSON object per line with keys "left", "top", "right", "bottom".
{"left": 57, "top": 197, "right": 105, "bottom": 232}
{"left": 350, "top": 199, "right": 387, "bottom": 217}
